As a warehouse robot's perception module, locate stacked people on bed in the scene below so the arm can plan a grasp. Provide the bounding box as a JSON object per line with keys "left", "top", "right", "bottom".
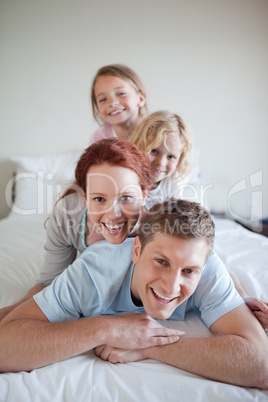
{"left": 0, "top": 64, "right": 267, "bottom": 389}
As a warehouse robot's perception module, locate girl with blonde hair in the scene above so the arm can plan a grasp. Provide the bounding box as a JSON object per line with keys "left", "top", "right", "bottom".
{"left": 129, "top": 110, "right": 195, "bottom": 209}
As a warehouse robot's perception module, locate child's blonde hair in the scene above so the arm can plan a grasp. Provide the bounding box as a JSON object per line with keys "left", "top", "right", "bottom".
{"left": 129, "top": 110, "right": 194, "bottom": 181}
{"left": 91, "top": 64, "right": 148, "bottom": 125}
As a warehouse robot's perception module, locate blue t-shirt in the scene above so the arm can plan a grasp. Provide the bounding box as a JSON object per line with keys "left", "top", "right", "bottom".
{"left": 34, "top": 238, "right": 244, "bottom": 328}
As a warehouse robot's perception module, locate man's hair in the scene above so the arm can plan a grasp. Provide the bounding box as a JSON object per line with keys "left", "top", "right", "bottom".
{"left": 139, "top": 198, "right": 215, "bottom": 261}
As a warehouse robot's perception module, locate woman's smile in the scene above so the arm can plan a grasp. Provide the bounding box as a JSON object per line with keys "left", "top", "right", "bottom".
{"left": 85, "top": 163, "right": 146, "bottom": 245}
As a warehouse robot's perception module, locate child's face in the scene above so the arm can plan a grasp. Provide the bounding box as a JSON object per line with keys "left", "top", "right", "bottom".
{"left": 84, "top": 163, "right": 147, "bottom": 245}
{"left": 131, "top": 234, "right": 207, "bottom": 320}
{"left": 94, "top": 75, "right": 145, "bottom": 128}
{"left": 149, "top": 135, "right": 183, "bottom": 183}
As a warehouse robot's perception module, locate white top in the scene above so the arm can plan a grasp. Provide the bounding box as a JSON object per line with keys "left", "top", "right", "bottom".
{"left": 146, "top": 174, "right": 182, "bottom": 210}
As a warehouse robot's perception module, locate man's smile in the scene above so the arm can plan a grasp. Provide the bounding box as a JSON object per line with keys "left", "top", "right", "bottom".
{"left": 151, "top": 288, "right": 179, "bottom": 304}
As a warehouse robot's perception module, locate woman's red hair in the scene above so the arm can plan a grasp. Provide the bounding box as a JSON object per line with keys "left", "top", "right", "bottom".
{"left": 63, "top": 138, "right": 152, "bottom": 198}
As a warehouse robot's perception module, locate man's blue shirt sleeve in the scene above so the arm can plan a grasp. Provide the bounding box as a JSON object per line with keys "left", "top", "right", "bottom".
{"left": 34, "top": 238, "right": 134, "bottom": 322}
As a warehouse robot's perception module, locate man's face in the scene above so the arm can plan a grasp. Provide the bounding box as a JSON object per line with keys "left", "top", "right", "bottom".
{"left": 131, "top": 233, "right": 208, "bottom": 320}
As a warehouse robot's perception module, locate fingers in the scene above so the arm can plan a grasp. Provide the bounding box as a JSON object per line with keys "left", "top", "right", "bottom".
{"left": 245, "top": 297, "right": 268, "bottom": 312}
{"left": 245, "top": 298, "right": 268, "bottom": 330}
{"left": 99, "top": 345, "right": 113, "bottom": 361}
{"left": 148, "top": 334, "right": 181, "bottom": 347}
{"left": 145, "top": 327, "right": 184, "bottom": 347}
{"left": 254, "top": 310, "right": 268, "bottom": 330}
{"left": 254, "top": 299, "right": 268, "bottom": 312}
{"left": 149, "top": 327, "right": 184, "bottom": 337}
{"left": 95, "top": 332, "right": 183, "bottom": 362}
{"left": 94, "top": 344, "right": 115, "bottom": 361}
{"left": 94, "top": 345, "right": 105, "bottom": 358}
{"left": 95, "top": 345, "right": 131, "bottom": 363}
{"left": 135, "top": 328, "right": 183, "bottom": 349}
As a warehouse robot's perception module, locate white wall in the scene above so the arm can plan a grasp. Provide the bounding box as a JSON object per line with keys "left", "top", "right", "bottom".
{"left": 1, "top": 0, "right": 267, "bottom": 221}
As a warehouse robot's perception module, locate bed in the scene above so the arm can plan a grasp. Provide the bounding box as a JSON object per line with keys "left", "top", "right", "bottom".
{"left": 0, "top": 152, "right": 267, "bottom": 402}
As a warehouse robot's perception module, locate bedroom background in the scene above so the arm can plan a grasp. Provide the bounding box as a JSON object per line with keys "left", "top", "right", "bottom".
{"left": 0, "top": 0, "right": 267, "bottom": 224}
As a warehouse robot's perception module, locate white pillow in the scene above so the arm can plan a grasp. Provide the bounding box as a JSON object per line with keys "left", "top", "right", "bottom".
{"left": 8, "top": 151, "right": 81, "bottom": 217}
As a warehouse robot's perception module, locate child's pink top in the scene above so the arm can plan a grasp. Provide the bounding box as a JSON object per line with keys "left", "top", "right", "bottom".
{"left": 89, "top": 124, "right": 116, "bottom": 145}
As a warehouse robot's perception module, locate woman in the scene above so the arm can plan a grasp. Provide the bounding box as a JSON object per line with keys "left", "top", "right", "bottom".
{"left": 0, "top": 138, "right": 152, "bottom": 319}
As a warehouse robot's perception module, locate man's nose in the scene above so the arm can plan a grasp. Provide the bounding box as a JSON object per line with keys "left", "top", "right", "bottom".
{"left": 163, "top": 269, "right": 182, "bottom": 296}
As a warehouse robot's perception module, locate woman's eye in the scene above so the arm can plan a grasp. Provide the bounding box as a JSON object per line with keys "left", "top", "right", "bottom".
{"left": 168, "top": 154, "right": 176, "bottom": 160}
{"left": 119, "top": 92, "right": 126, "bottom": 96}
{"left": 121, "top": 195, "right": 132, "bottom": 202}
{"left": 98, "top": 98, "right": 106, "bottom": 103}
{"left": 150, "top": 149, "right": 158, "bottom": 155}
{"left": 93, "top": 197, "right": 105, "bottom": 203}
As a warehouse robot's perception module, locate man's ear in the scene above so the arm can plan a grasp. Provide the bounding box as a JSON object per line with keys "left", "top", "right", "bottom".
{"left": 132, "top": 236, "right": 141, "bottom": 264}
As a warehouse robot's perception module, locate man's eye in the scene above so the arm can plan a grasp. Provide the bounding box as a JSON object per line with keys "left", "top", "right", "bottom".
{"left": 156, "top": 258, "right": 166, "bottom": 265}
{"left": 184, "top": 269, "right": 194, "bottom": 275}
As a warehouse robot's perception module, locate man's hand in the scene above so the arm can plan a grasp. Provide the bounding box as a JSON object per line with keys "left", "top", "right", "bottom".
{"left": 95, "top": 344, "right": 147, "bottom": 363}
{"left": 106, "top": 313, "right": 184, "bottom": 349}
{"left": 96, "top": 313, "right": 184, "bottom": 363}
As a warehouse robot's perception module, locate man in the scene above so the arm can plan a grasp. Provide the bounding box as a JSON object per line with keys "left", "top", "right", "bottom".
{"left": 0, "top": 199, "right": 267, "bottom": 388}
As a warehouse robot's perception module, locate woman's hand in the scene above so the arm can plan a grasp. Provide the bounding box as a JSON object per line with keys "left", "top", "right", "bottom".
{"left": 244, "top": 298, "right": 268, "bottom": 330}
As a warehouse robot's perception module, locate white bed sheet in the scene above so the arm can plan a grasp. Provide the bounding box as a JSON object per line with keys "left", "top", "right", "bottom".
{"left": 0, "top": 213, "right": 268, "bottom": 402}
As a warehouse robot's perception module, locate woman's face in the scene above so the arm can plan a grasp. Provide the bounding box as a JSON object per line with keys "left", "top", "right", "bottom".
{"left": 84, "top": 163, "right": 147, "bottom": 244}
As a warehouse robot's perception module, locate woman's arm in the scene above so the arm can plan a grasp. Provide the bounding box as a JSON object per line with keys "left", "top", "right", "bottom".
{"left": 38, "top": 195, "right": 84, "bottom": 286}
{"left": 0, "top": 285, "right": 44, "bottom": 321}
